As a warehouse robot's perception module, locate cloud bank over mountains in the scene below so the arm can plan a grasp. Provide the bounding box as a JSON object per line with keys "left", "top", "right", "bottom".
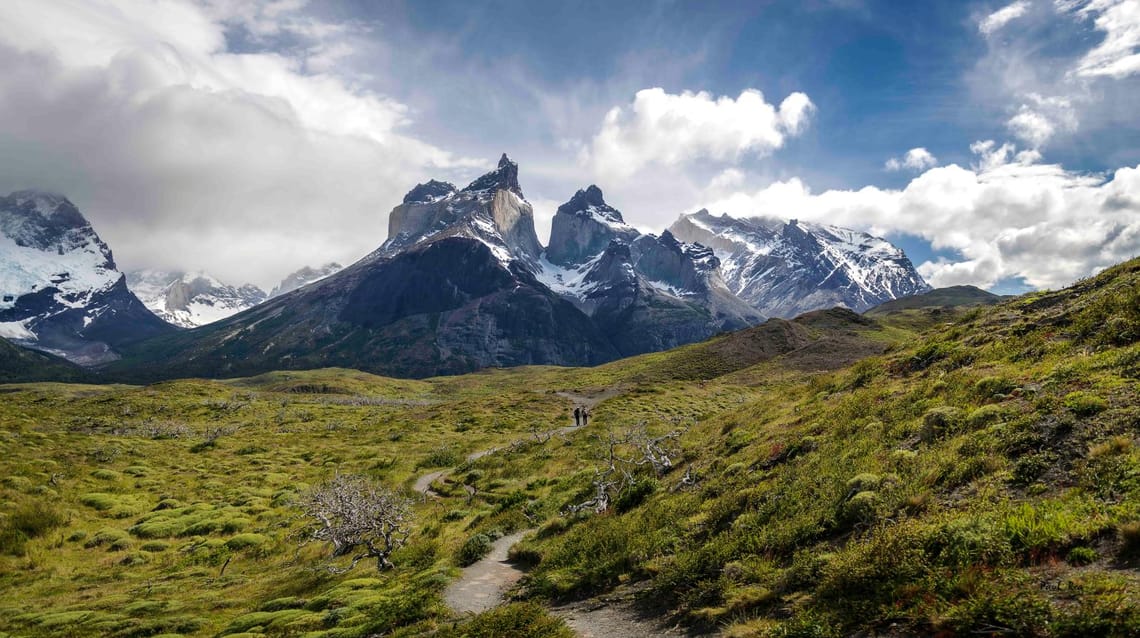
{"left": 0, "top": 0, "right": 482, "bottom": 287}
{"left": 0, "top": 0, "right": 1136, "bottom": 295}
{"left": 702, "top": 141, "right": 1140, "bottom": 290}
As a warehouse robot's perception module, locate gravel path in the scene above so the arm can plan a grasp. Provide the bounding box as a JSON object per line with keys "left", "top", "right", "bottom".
{"left": 424, "top": 385, "right": 697, "bottom": 638}
{"left": 443, "top": 530, "right": 531, "bottom": 615}
{"left": 551, "top": 587, "right": 698, "bottom": 637}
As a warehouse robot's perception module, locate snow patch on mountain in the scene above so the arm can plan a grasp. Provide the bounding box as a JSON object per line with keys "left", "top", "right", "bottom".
{"left": 127, "top": 270, "right": 266, "bottom": 328}
{"left": 0, "top": 199, "right": 120, "bottom": 314}
{"left": 269, "top": 262, "right": 343, "bottom": 298}
{"left": 670, "top": 210, "right": 930, "bottom": 317}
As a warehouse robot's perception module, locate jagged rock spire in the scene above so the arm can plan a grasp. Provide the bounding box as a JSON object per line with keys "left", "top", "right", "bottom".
{"left": 463, "top": 153, "right": 522, "bottom": 195}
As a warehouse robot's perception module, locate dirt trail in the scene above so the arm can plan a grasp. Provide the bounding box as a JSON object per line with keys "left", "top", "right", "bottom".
{"left": 414, "top": 449, "right": 500, "bottom": 497}
{"left": 425, "top": 385, "right": 694, "bottom": 638}
{"left": 443, "top": 530, "right": 531, "bottom": 615}
{"left": 555, "top": 386, "right": 622, "bottom": 410}
{"left": 551, "top": 585, "right": 697, "bottom": 637}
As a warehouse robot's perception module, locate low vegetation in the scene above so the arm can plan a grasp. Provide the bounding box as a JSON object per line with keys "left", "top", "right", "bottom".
{"left": 1, "top": 259, "right": 1138, "bottom": 636}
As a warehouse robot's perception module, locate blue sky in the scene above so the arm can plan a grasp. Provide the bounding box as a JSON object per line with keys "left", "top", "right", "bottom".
{"left": 0, "top": 0, "right": 1137, "bottom": 291}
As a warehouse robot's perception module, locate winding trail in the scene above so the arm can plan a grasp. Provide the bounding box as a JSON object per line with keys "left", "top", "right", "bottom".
{"left": 417, "top": 385, "right": 704, "bottom": 635}
{"left": 443, "top": 530, "right": 530, "bottom": 614}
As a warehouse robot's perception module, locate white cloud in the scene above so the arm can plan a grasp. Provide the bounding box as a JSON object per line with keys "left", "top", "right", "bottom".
{"left": 885, "top": 147, "right": 938, "bottom": 172}
{"left": 1066, "top": 0, "right": 1140, "bottom": 79}
{"left": 0, "top": 0, "right": 482, "bottom": 287}
{"left": 979, "top": 0, "right": 1033, "bottom": 36}
{"left": 701, "top": 142, "right": 1140, "bottom": 290}
{"left": 582, "top": 87, "right": 815, "bottom": 178}
{"left": 1007, "top": 107, "right": 1057, "bottom": 146}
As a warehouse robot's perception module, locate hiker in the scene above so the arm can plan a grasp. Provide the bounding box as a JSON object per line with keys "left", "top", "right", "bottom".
{"left": 573, "top": 406, "right": 581, "bottom": 427}
{"left": 582, "top": 408, "right": 589, "bottom": 426}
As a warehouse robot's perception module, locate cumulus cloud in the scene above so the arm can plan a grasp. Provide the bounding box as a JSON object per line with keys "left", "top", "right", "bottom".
{"left": 1005, "top": 93, "right": 1078, "bottom": 147}
{"left": 1066, "top": 0, "right": 1140, "bottom": 79}
{"left": 0, "top": 0, "right": 482, "bottom": 288}
{"left": 582, "top": 88, "right": 815, "bottom": 178}
{"left": 885, "top": 148, "right": 938, "bottom": 172}
{"left": 979, "top": 0, "right": 1033, "bottom": 35}
{"left": 701, "top": 141, "right": 1140, "bottom": 290}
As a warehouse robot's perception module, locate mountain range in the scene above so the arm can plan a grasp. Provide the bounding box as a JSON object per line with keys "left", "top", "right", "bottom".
{"left": 126, "top": 263, "right": 342, "bottom": 329}
{"left": 2, "top": 159, "right": 929, "bottom": 378}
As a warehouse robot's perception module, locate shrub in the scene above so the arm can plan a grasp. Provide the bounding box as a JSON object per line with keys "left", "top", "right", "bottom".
{"left": 1067, "top": 546, "right": 1098, "bottom": 566}
{"left": 224, "top": 533, "right": 269, "bottom": 551}
{"left": 927, "top": 518, "right": 1012, "bottom": 567}
{"left": 435, "top": 602, "right": 572, "bottom": 638}
{"left": 845, "top": 473, "right": 881, "bottom": 493}
{"left": 614, "top": 478, "right": 657, "bottom": 513}
{"left": 84, "top": 528, "right": 130, "bottom": 550}
{"left": 420, "top": 446, "right": 461, "bottom": 468}
{"left": 967, "top": 405, "right": 1006, "bottom": 428}
{"left": 1064, "top": 392, "right": 1108, "bottom": 417}
{"left": 921, "top": 407, "right": 963, "bottom": 443}
{"left": 841, "top": 491, "right": 881, "bottom": 526}
{"left": 975, "top": 376, "right": 1017, "bottom": 399}
{"left": 1011, "top": 453, "right": 1056, "bottom": 487}
{"left": 7, "top": 501, "right": 66, "bottom": 539}
{"left": 456, "top": 533, "right": 494, "bottom": 567}
{"left": 1117, "top": 521, "right": 1140, "bottom": 557}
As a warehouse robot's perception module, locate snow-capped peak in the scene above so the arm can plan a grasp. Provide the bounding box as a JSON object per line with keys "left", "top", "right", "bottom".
{"left": 376, "top": 154, "right": 543, "bottom": 269}
{"left": 0, "top": 190, "right": 119, "bottom": 313}
{"left": 669, "top": 209, "right": 930, "bottom": 317}
{"left": 126, "top": 269, "right": 267, "bottom": 328}
{"left": 269, "top": 262, "right": 344, "bottom": 298}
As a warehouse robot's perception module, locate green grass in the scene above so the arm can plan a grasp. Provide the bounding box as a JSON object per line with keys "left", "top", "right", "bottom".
{"left": 1, "top": 257, "right": 1139, "bottom": 636}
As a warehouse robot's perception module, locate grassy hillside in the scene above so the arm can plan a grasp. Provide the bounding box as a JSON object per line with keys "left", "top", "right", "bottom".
{"left": 0, "top": 337, "right": 91, "bottom": 383}
{"left": 865, "top": 285, "right": 1003, "bottom": 315}
{"left": 1, "top": 258, "right": 1138, "bottom": 637}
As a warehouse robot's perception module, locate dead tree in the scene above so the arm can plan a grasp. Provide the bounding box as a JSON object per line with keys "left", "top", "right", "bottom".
{"left": 301, "top": 474, "right": 413, "bottom": 573}
{"left": 566, "top": 422, "right": 684, "bottom": 515}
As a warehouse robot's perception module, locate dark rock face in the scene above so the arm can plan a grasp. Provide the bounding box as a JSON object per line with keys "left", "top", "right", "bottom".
{"left": 463, "top": 153, "right": 522, "bottom": 196}
{"left": 402, "top": 180, "right": 457, "bottom": 204}
{"left": 382, "top": 155, "right": 542, "bottom": 264}
{"left": 114, "top": 237, "right": 619, "bottom": 380}
{"left": 542, "top": 186, "right": 766, "bottom": 357}
{"left": 545, "top": 185, "right": 639, "bottom": 267}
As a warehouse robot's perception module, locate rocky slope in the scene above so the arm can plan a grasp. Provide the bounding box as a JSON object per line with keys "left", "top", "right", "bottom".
{"left": 538, "top": 186, "right": 764, "bottom": 354}
{"left": 127, "top": 270, "right": 267, "bottom": 328}
{"left": 669, "top": 209, "right": 930, "bottom": 317}
{"left": 268, "top": 263, "right": 343, "bottom": 298}
{"left": 107, "top": 157, "right": 934, "bottom": 380}
{"left": 379, "top": 154, "right": 542, "bottom": 266}
{"left": 0, "top": 334, "right": 90, "bottom": 382}
{"left": 0, "top": 191, "right": 173, "bottom": 364}
{"left": 110, "top": 158, "right": 620, "bottom": 380}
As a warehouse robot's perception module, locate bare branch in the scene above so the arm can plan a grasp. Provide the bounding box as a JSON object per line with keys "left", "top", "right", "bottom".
{"left": 300, "top": 474, "right": 414, "bottom": 572}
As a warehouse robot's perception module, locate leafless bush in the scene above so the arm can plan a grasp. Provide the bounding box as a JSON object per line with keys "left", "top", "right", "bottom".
{"left": 300, "top": 474, "right": 413, "bottom": 572}
{"left": 567, "top": 422, "right": 684, "bottom": 515}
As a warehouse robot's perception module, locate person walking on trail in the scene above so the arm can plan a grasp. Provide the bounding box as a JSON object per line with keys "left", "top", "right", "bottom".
{"left": 582, "top": 408, "right": 590, "bottom": 426}
{"left": 574, "top": 406, "right": 581, "bottom": 427}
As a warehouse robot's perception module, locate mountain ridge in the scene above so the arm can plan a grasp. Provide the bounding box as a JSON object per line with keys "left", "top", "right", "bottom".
{"left": 0, "top": 190, "right": 174, "bottom": 364}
